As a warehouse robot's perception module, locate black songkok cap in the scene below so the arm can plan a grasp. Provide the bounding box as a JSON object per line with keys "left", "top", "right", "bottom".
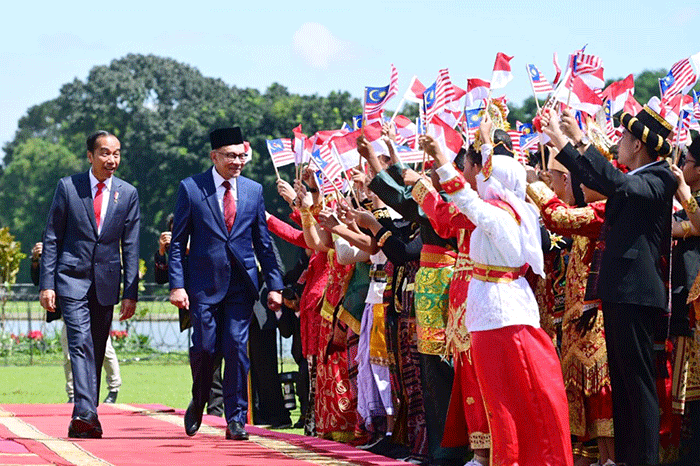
{"left": 619, "top": 106, "right": 674, "bottom": 157}
{"left": 210, "top": 127, "right": 244, "bottom": 150}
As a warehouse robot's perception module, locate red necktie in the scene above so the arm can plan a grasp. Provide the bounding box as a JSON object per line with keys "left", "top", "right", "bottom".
{"left": 222, "top": 180, "right": 236, "bottom": 232}
{"left": 94, "top": 182, "right": 105, "bottom": 229}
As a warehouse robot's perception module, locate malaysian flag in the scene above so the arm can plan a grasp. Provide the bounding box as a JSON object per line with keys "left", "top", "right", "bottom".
{"left": 394, "top": 143, "right": 424, "bottom": 164}
{"left": 567, "top": 47, "right": 604, "bottom": 89}
{"left": 660, "top": 52, "right": 700, "bottom": 103}
{"left": 266, "top": 138, "right": 295, "bottom": 168}
{"left": 423, "top": 68, "right": 455, "bottom": 123}
{"left": 507, "top": 129, "right": 524, "bottom": 161}
{"left": 463, "top": 108, "right": 483, "bottom": 143}
{"left": 527, "top": 64, "right": 554, "bottom": 94}
{"left": 309, "top": 145, "right": 343, "bottom": 184}
{"left": 364, "top": 64, "right": 399, "bottom": 117}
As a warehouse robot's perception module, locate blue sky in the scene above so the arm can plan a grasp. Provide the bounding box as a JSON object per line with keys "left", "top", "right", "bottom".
{"left": 1, "top": 0, "right": 698, "bottom": 156}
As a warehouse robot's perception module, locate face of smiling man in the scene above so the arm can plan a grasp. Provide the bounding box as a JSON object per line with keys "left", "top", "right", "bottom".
{"left": 87, "top": 135, "right": 121, "bottom": 182}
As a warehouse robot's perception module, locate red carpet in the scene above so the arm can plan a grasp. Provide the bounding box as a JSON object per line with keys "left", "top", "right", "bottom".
{"left": 0, "top": 404, "right": 409, "bottom": 465}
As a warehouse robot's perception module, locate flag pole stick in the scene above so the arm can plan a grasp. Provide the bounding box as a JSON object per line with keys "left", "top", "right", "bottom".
{"left": 390, "top": 97, "right": 406, "bottom": 123}
{"left": 673, "top": 113, "right": 684, "bottom": 166}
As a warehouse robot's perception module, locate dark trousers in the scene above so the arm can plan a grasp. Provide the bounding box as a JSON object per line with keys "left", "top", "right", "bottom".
{"left": 189, "top": 286, "right": 254, "bottom": 425}
{"left": 419, "top": 353, "right": 467, "bottom": 463}
{"left": 60, "top": 286, "right": 113, "bottom": 418}
{"left": 603, "top": 302, "right": 659, "bottom": 466}
{"left": 249, "top": 318, "right": 290, "bottom": 425}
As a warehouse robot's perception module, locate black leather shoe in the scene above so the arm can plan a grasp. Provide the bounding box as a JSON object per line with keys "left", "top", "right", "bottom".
{"left": 68, "top": 412, "right": 102, "bottom": 439}
{"left": 184, "top": 400, "right": 203, "bottom": 437}
{"left": 225, "top": 421, "right": 249, "bottom": 440}
{"left": 103, "top": 391, "right": 118, "bottom": 404}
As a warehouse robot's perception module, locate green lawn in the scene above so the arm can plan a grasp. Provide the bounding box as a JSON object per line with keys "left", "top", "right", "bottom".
{"left": 2, "top": 300, "right": 179, "bottom": 319}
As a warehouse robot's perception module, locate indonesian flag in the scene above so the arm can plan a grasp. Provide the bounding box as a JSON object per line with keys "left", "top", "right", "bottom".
{"left": 403, "top": 75, "right": 426, "bottom": 104}
{"left": 265, "top": 138, "right": 295, "bottom": 168}
{"left": 552, "top": 52, "right": 562, "bottom": 86}
{"left": 292, "top": 124, "right": 307, "bottom": 165}
{"left": 558, "top": 76, "right": 603, "bottom": 115}
{"left": 623, "top": 93, "right": 642, "bottom": 115}
{"left": 602, "top": 74, "right": 635, "bottom": 115}
{"left": 490, "top": 53, "right": 514, "bottom": 90}
{"left": 330, "top": 122, "right": 384, "bottom": 169}
{"left": 465, "top": 78, "right": 490, "bottom": 108}
{"left": 427, "top": 115, "right": 463, "bottom": 161}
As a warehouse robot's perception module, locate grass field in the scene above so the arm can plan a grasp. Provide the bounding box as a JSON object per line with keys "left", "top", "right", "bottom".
{"left": 0, "top": 359, "right": 303, "bottom": 434}
{"left": 2, "top": 300, "right": 180, "bottom": 320}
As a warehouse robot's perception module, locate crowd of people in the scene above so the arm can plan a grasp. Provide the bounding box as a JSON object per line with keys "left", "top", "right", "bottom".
{"left": 258, "top": 103, "right": 700, "bottom": 466}
{"left": 35, "top": 97, "right": 700, "bottom": 466}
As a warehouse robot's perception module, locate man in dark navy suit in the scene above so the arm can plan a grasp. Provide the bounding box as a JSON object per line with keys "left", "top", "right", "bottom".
{"left": 169, "top": 127, "right": 283, "bottom": 440}
{"left": 543, "top": 102, "right": 677, "bottom": 466}
{"left": 40, "top": 130, "right": 140, "bottom": 438}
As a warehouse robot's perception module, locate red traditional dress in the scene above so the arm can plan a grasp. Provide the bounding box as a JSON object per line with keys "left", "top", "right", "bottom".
{"left": 527, "top": 181, "right": 613, "bottom": 441}
{"left": 437, "top": 154, "right": 573, "bottom": 466}
{"left": 411, "top": 178, "right": 491, "bottom": 452}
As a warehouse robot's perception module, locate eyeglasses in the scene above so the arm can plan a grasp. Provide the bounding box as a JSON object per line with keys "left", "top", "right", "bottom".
{"left": 217, "top": 151, "right": 246, "bottom": 160}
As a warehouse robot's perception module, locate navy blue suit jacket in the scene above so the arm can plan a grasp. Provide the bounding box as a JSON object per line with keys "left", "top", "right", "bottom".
{"left": 40, "top": 171, "right": 141, "bottom": 306}
{"left": 168, "top": 168, "right": 283, "bottom": 304}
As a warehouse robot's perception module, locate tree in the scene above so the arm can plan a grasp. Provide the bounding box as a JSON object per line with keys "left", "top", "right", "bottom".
{"left": 0, "top": 139, "right": 83, "bottom": 282}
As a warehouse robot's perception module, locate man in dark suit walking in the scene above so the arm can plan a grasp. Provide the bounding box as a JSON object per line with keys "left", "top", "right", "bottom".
{"left": 169, "top": 127, "right": 283, "bottom": 440}
{"left": 543, "top": 102, "right": 677, "bottom": 466}
{"left": 39, "top": 130, "right": 140, "bottom": 438}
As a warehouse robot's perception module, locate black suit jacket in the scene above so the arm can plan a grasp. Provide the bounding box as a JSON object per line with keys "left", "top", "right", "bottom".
{"left": 557, "top": 144, "right": 677, "bottom": 310}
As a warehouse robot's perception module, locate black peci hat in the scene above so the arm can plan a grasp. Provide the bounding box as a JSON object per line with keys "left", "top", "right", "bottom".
{"left": 619, "top": 105, "right": 674, "bottom": 157}
{"left": 210, "top": 127, "right": 244, "bottom": 150}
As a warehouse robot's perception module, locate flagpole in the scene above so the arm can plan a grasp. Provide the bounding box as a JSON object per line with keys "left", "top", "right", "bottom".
{"left": 389, "top": 97, "right": 406, "bottom": 123}
{"left": 673, "top": 113, "right": 684, "bottom": 166}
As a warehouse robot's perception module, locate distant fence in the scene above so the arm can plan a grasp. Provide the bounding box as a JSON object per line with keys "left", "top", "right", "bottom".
{"left": 0, "top": 283, "right": 293, "bottom": 366}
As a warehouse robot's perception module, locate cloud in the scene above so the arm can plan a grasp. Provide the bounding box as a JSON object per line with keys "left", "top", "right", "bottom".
{"left": 293, "top": 23, "right": 350, "bottom": 69}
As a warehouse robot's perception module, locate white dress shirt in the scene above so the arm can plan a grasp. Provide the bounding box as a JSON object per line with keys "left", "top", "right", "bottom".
{"left": 211, "top": 166, "right": 238, "bottom": 216}
{"left": 89, "top": 169, "right": 112, "bottom": 235}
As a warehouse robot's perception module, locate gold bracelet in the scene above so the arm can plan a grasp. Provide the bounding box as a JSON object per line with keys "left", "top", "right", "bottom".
{"left": 682, "top": 220, "right": 692, "bottom": 238}
{"left": 300, "top": 210, "right": 316, "bottom": 229}
{"left": 377, "top": 230, "right": 392, "bottom": 247}
{"left": 684, "top": 197, "right": 699, "bottom": 214}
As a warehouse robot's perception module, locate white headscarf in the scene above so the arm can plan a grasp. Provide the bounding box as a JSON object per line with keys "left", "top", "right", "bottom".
{"left": 476, "top": 155, "right": 544, "bottom": 277}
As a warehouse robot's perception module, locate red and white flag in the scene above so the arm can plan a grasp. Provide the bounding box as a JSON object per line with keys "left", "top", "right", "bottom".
{"left": 601, "top": 74, "right": 634, "bottom": 114}
{"left": 490, "top": 53, "right": 514, "bottom": 90}
{"left": 558, "top": 76, "right": 603, "bottom": 115}
{"left": 403, "top": 75, "right": 426, "bottom": 104}
{"left": 465, "top": 78, "right": 490, "bottom": 108}
{"left": 552, "top": 52, "right": 562, "bottom": 86}
{"left": 427, "top": 115, "right": 463, "bottom": 161}
{"left": 623, "top": 93, "right": 643, "bottom": 116}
